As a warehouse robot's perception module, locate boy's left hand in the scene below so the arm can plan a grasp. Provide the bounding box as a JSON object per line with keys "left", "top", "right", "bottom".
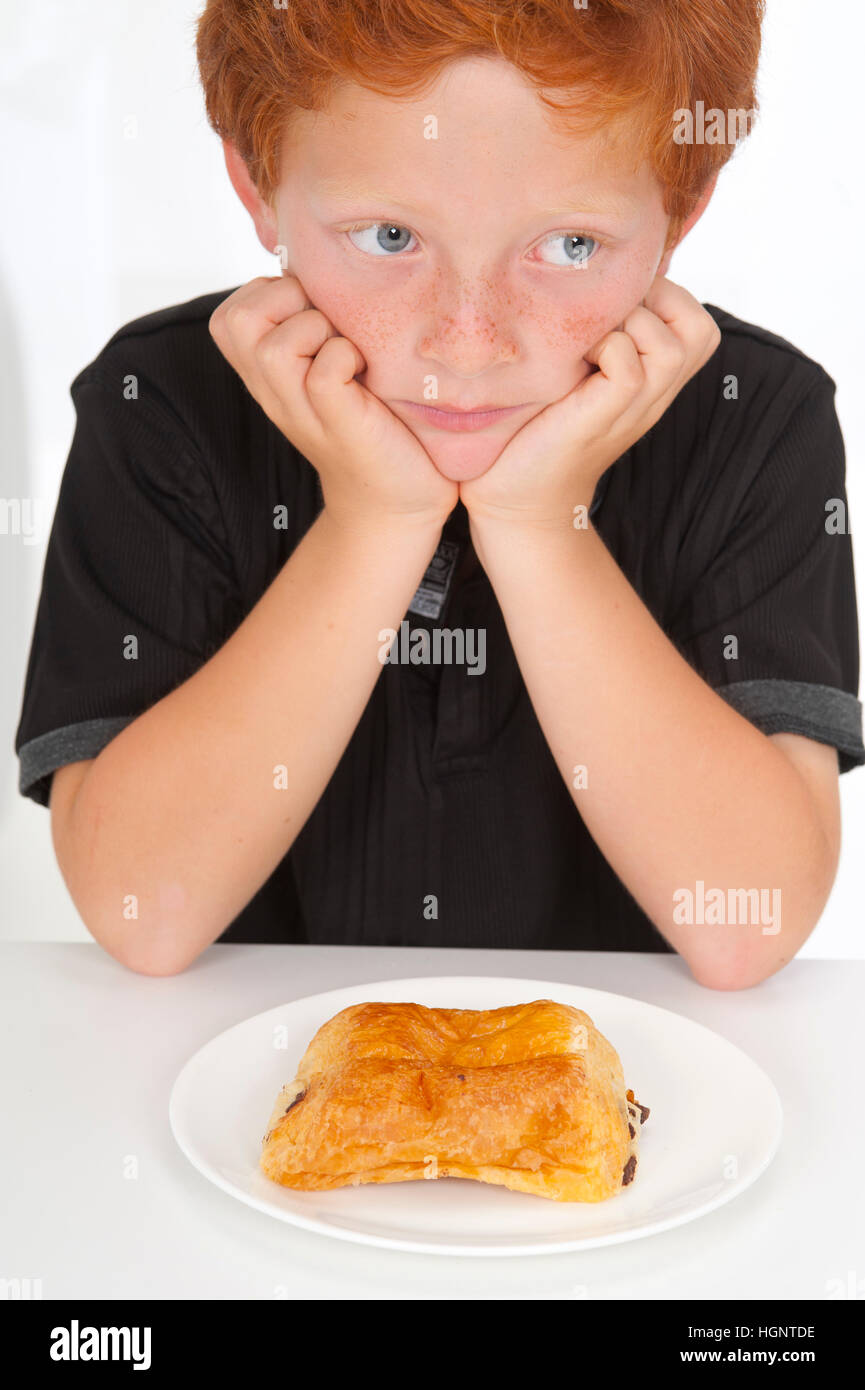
{"left": 460, "top": 276, "right": 721, "bottom": 527}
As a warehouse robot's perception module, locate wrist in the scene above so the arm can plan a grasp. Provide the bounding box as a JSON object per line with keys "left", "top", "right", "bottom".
{"left": 319, "top": 504, "right": 448, "bottom": 549}
{"left": 463, "top": 484, "right": 599, "bottom": 529}
{"left": 467, "top": 505, "right": 591, "bottom": 543}
{"left": 468, "top": 506, "right": 599, "bottom": 571}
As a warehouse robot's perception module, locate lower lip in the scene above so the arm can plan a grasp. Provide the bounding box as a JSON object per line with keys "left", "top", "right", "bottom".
{"left": 397, "top": 400, "right": 527, "bottom": 432}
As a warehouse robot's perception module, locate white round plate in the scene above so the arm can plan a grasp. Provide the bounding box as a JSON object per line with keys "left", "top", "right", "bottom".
{"left": 169, "top": 976, "right": 782, "bottom": 1256}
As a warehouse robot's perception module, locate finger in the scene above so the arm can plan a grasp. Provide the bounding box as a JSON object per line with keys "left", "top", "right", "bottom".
{"left": 213, "top": 277, "right": 338, "bottom": 442}
{"left": 642, "top": 274, "right": 721, "bottom": 367}
{"left": 641, "top": 273, "right": 701, "bottom": 327}
{"left": 305, "top": 336, "right": 380, "bottom": 440}
{"left": 257, "top": 306, "right": 341, "bottom": 374}
{"left": 253, "top": 307, "right": 343, "bottom": 437}
{"left": 617, "top": 295, "right": 718, "bottom": 437}
{"left": 306, "top": 334, "right": 366, "bottom": 398}
{"left": 209, "top": 273, "right": 314, "bottom": 368}
{"left": 587, "top": 329, "right": 646, "bottom": 402}
{"left": 622, "top": 304, "right": 688, "bottom": 387}
{"left": 545, "top": 329, "right": 645, "bottom": 445}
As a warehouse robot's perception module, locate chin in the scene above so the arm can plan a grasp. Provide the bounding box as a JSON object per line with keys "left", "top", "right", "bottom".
{"left": 402, "top": 416, "right": 535, "bottom": 482}
{"left": 426, "top": 442, "right": 502, "bottom": 482}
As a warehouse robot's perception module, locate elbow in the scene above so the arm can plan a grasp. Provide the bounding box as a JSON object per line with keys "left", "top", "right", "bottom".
{"left": 53, "top": 790, "right": 215, "bottom": 976}
{"left": 680, "top": 850, "right": 837, "bottom": 992}
{"left": 115, "top": 931, "right": 210, "bottom": 977}
{"left": 83, "top": 915, "right": 208, "bottom": 978}
{"left": 685, "top": 917, "right": 819, "bottom": 992}
{"left": 121, "top": 950, "right": 191, "bottom": 978}
{"left": 88, "top": 932, "right": 186, "bottom": 978}
{"left": 682, "top": 926, "right": 799, "bottom": 992}
{"left": 688, "top": 959, "right": 777, "bottom": 992}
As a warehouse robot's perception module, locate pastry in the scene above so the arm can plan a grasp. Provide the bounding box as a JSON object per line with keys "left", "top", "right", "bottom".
{"left": 260, "top": 998, "right": 649, "bottom": 1202}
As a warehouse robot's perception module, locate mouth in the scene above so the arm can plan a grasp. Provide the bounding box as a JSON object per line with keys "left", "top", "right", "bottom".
{"left": 396, "top": 399, "right": 530, "bottom": 433}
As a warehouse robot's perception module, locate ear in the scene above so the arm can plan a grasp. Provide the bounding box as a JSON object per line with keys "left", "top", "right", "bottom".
{"left": 221, "top": 140, "right": 280, "bottom": 256}
{"left": 658, "top": 174, "right": 718, "bottom": 276}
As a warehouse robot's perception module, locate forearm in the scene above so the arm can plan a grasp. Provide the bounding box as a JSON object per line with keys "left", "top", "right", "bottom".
{"left": 59, "top": 509, "right": 442, "bottom": 974}
{"left": 470, "top": 515, "right": 836, "bottom": 988}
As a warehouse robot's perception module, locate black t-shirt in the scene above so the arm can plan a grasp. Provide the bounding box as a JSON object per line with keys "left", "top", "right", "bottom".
{"left": 15, "top": 289, "right": 865, "bottom": 950}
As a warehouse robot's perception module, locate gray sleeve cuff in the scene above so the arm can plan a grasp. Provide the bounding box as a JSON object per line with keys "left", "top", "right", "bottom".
{"left": 17, "top": 716, "right": 137, "bottom": 807}
{"left": 712, "top": 678, "right": 865, "bottom": 773}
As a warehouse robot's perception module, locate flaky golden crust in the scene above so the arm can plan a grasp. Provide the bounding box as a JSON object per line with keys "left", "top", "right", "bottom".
{"left": 260, "top": 999, "right": 648, "bottom": 1202}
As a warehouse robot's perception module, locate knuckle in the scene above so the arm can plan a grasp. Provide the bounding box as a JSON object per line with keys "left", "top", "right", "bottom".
{"left": 623, "top": 360, "right": 644, "bottom": 392}
{"left": 306, "top": 336, "right": 349, "bottom": 392}
{"left": 254, "top": 331, "right": 284, "bottom": 369}
{"left": 665, "top": 340, "right": 688, "bottom": 372}
{"left": 314, "top": 332, "right": 346, "bottom": 364}
{"left": 305, "top": 351, "right": 335, "bottom": 392}
{"left": 697, "top": 310, "right": 721, "bottom": 344}
{"left": 304, "top": 307, "right": 335, "bottom": 339}
{"left": 224, "top": 298, "right": 254, "bottom": 329}
{"left": 697, "top": 325, "right": 721, "bottom": 365}
{"left": 208, "top": 307, "right": 225, "bottom": 343}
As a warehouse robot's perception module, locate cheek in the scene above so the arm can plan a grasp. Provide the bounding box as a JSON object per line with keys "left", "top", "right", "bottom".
{"left": 275, "top": 212, "right": 405, "bottom": 368}
{"left": 506, "top": 293, "right": 616, "bottom": 370}
{"left": 536, "top": 304, "right": 612, "bottom": 356}
{"left": 526, "top": 255, "right": 661, "bottom": 355}
{"left": 297, "top": 277, "right": 409, "bottom": 360}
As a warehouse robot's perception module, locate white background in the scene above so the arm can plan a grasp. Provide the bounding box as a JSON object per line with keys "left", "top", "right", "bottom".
{"left": 0, "top": 0, "right": 862, "bottom": 952}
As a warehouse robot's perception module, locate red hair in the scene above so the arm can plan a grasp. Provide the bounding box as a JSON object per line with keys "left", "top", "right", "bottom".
{"left": 196, "top": 0, "right": 764, "bottom": 233}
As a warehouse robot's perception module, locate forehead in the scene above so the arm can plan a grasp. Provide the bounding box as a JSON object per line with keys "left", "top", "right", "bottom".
{"left": 279, "top": 55, "right": 658, "bottom": 215}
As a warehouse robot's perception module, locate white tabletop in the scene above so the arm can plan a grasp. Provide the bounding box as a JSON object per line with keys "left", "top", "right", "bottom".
{"left": 1, "top": 942, "right": 862, "bottom": 1300}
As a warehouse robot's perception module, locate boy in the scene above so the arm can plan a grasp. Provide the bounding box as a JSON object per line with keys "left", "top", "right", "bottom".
{"left": 16, "top": 0, "right": 863, "bottom": 986}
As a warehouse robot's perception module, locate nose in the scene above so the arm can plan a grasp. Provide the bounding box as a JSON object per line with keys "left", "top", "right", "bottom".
{"left": 418, "top": 278, "right": 519, "bottom": 376}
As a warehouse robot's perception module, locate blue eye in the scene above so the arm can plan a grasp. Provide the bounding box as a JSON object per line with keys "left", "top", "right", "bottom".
{"left": 346, "top": 223, "right": 417, "bottom": 256}
{"left": 537, "top": 233, "right": 599, "bottom": 267}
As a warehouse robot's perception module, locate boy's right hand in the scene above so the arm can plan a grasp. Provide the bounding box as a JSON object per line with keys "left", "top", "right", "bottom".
{"left": 209, "top": 275, "right": 458, "bottom": 533}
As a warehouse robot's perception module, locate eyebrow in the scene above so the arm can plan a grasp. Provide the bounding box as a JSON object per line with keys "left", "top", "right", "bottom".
{"left": 311, "top": 179, "right": 638, "bottom": 223}
{"left": 534, "top": 194, "right": 640, "bottom": 220}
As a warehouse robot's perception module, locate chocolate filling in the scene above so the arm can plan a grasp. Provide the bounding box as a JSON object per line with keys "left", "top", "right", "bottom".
{"left": 622, "top": 1154, "right": 637, "bottom": 1186}
{"left": 626, "top": 1088, "right": 650, "bottom": 1125}
{"left": 284, "top": 1089, "right": 307, "bottom": 1114}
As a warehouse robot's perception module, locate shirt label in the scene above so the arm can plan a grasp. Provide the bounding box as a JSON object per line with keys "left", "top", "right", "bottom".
{"left": 408, "top": 538, "right": 461, "bottom": 620}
